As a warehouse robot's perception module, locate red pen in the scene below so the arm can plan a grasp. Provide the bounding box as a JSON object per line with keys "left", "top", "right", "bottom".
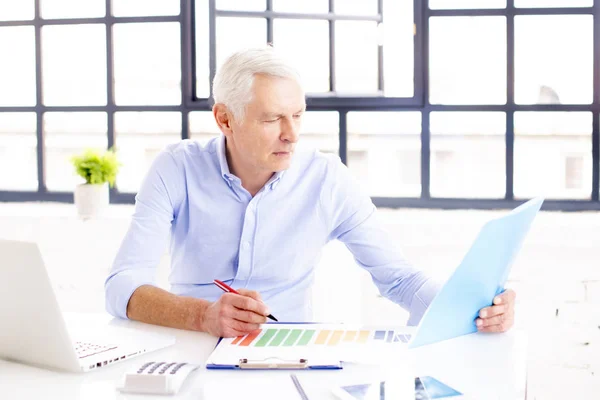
{"left": 213, "top": 279, "right": 278, "bottom": 322}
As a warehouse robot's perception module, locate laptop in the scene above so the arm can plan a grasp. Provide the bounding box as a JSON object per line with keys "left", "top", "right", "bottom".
{"left": 0, "top": 239, "right": 176, "bottom": 372}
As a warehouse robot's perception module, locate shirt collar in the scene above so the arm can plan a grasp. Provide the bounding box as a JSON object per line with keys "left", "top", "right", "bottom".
{"left": 216, "top": 134, "right": 285, "bottom": 191}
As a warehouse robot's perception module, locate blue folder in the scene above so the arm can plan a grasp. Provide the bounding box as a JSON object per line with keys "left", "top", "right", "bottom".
{"left": 408, "top": 197, "right": 544, "bottom": 349}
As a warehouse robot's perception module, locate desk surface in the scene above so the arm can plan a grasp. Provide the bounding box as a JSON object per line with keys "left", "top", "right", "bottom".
{"left": 0, "top": 314, "right": 527, "bottom": 400}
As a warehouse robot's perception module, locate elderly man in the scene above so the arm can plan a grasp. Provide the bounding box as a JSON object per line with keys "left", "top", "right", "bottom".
{"left": 105, "top": 47, "right": 516, "bottom": 338}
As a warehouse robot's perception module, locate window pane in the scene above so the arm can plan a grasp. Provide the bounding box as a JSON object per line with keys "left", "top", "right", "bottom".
{"left": 429, "top": 17, "right": 506, "bottom": 105}
{"left": 274, "top": 20, "right": 329, "bottom": 93}
{"left": 347, "top": 112, "right": 421, "bottom": 197}
{"left": 112, "top": 0, "right": 179, "bottom": 17}
{"left": 41, "top": 0, "right": 105, "bottom": 19}
{"left": 216, "top": 18, "right": 266, "bottom": 69}
{"left": 273, "top": 0, "right": 327, "bottom": 13}
{"left": 115, "top": 112, "right": 182, "bottom": 192}
{"left": 516, "top": 0, "right": 591, "bottom": 7}
{"left": 430, "top": 0, "right": 506, "bottom": 9}
{"left": 0, "top": 0, "right": 34, "bottom": 20}
{"left": 335, "top": 0, "right": 378, "bottom": 15}
{"left": 189, "top": 111, "right": 221, "bottom": 144}
{"left": 195, "top": 0, "right": 210, "bottom": 98}
{"left": 430, "top": 112, "right": 505, "bottom": 198}
{"left": 0, "top": 27, "right": 36, "bottom": 106}
{"left": 42, "top": 25, "right": 107, "bottom": 106}
{"left": 382, "top": 0, "right": 414, "bottom": 97}
{"left": 113, "top": 23, "right": 181, "bottom": 105}
{"left": 298, "top": 111, "right": 339, "bottom": 155}
{"left": 0, "top": 113, "right": 37, "bottom": 190}
{"left": 44, "top": 112, "right": 108, "bottom": 192}
{"left": 216, "top": 0, "right": 265, "bottom": 11}
{"left": 335, "top": 21, "right": 379, "bottom": 94}
{"left": 515, "top": 16, "right": 592, "bottom": 105}
{"left": 514, "top": 112, "right": 591, "bottom": 200}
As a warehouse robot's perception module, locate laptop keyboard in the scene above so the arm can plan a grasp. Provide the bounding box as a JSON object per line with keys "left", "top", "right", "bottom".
{"left": 75, "top": 341, "right": 118, "bottom": 359}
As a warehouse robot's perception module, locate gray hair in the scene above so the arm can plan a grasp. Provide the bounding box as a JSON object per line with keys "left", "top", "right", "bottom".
{"left": 212, "top": 46, "right": 303, "bottom": 121}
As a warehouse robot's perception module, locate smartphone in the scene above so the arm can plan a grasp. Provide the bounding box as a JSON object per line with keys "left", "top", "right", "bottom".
{"left": 332, "top": 376, "right": 464, "bottom": 400}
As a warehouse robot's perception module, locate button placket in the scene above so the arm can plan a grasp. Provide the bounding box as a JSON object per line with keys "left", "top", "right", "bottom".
{"left": 234, "top": 195, "right": 261, "bottom": 284}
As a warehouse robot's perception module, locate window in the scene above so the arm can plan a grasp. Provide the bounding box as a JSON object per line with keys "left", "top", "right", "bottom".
{"left": 115, "top": 112, "right": 182, "bottom": 192}
{"left": 347, "top": 112, "right": 421, "bottom": 197}
{"left": 0, "top": 26, "right": 36, "bottom": 106}
{"left": 1, "top": 0, "right": 600, "bottom": 210}
{"left": 194, "top": 0, "right": 417, "bottom": 101}
{"left": 0, "top": 113, "right": 37, "bottom": 190}
{"left": 515, "top": 15, "right": 592, "bottom": 105}
{"left": 430, "top": 112, "right": 505, "bottom": 199}
{"left": 44, "top": 112, "right": 108, "bottom": 192}
{"left": 429, "top": 16, "right": 506, "bottom": 105}
{"left": 514, "top": 112, "right": 592, "bottom": 200}
{"left": 565, "top": 156, "right": 584, "bottom": 190}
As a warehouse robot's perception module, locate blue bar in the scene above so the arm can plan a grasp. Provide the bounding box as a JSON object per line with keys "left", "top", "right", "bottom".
{"left": 374, "top": 330, "right": 386, "bottom": 340}
{"left": 386, "top": 330, "right": 394, "bottom": 343}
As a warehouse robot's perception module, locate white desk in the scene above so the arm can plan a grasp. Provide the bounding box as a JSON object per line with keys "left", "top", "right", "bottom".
{"left": 0, "top": 314, "right": 527, "bottom": 400}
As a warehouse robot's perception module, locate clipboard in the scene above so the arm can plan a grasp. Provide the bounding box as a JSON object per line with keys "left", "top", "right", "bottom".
{"left": 206, "top": 356, "right": 342, "bottom": 370}
{"left": 205, "top": 323, "right": 343, "bottom": 370}
{"left": 407, "top": 197, "right": 544, "bottom": 348}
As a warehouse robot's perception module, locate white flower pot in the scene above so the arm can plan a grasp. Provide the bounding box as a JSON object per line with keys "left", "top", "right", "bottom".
{"left": 74, "top": 183, "right": 109, "bottom": 219}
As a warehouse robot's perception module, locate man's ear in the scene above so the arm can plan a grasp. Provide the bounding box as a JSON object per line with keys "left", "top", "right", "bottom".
{"left": 213, "top": 104, "right": 234, "bottom": 137}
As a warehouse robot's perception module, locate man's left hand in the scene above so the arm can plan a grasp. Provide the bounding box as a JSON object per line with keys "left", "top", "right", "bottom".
{"left": 475, "top": 289, "right": 516, "bottom": 333}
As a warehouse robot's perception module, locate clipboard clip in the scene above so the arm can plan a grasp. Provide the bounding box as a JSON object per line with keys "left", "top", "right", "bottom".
{"left": 238, "top": 357, "right": 308, "bottom": 369}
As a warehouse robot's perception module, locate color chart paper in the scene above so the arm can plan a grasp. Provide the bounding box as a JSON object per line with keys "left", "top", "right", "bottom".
{"left": 205, "top": 323, "right": 413, "bottom": 367}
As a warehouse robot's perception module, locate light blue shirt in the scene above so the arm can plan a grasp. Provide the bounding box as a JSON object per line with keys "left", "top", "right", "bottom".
{"left": 105, "top": 136, "right": 440, "bottom": 325}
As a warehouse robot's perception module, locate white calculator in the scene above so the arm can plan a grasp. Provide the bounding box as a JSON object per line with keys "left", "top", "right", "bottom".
{"left": 118, "top": 361, "right": 200, "bottom": 395}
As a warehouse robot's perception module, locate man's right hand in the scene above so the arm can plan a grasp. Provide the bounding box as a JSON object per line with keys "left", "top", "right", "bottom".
{"left": 199, "top": 289, "right": 270, "bottom": 337}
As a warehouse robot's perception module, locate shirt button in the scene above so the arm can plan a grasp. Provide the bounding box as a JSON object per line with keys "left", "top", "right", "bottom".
{"left": 242, "top": 241, "right": 251, "bottom": 249}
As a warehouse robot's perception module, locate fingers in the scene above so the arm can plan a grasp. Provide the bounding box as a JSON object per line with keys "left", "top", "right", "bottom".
{"left": 479, "top": 303, "right": 507, "bottom": 319}
{"left": 220, "top": 327, "right": 250, "bottom": 338}
{"left": 223, "top": 293, "right": 270, "bottom": 316}
{"left": 236, "top": 288, "right": 263, "bottom": 302}
{"left": 230, "top": 306, "right": 268, "bottom": 325}
{"left": 494, "top": 289, "right": 516, "bottom": 306}
{"left": 476, "top": 310, "right": 514, "bottom": 333}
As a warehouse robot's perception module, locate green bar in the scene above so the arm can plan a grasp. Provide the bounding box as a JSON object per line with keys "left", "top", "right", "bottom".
{"left": 255, "top": 329, "right": 277, "bottom": 347}
{"left": 283, "top": 329, "right": 303, "bottom": 346}
{"left": 268, "top": 329, "right": 290, "bottom": 346}
{"left": 296, "top": 330, "right": 316, "bottom": 346}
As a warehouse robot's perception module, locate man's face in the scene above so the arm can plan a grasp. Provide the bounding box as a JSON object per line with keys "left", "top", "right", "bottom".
{"left": 228, "top": 74, "right": 305, "bottom": 174}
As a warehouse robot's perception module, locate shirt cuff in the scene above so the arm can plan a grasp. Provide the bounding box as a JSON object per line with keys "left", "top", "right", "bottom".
{"left": 406, "top": 278, "right": 442, "bottom": 326}
{"left": 104, "top": 269, "right": 154, "bottom": 320}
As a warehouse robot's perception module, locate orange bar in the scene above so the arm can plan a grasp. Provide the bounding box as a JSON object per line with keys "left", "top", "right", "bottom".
{"left": 231, "top": 335, "right": 244, "bottom": 345}
{"left": 357, "top": 330, "right": 370, "bottom": 344}
{"left": 343, "top": 331, "right": 357, "bottom": 342}
{"left": 239, "top": 329, "right": 262, "bottom": 346}
{"left": 314, "top": 330, "right": 331, "bottom": 345}
{"left": 327, "top": 330, "right": 344, "bottom": 346}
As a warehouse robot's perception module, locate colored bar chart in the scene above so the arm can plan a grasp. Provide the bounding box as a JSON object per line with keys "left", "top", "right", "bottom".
{"left": 296, "top": 330, "right": 315, "bottom": 346}
{"left": 239, "top": 329, "right": 262, "bottom": 346}
{"left": 255, "top": 329, "right": 277, "bottom": 347}
{"left": 230, "top": 327, "right": 410, "bottom": 347}
{"left": 284, "top": 329, "right": 303, "bottom": 346}
{"left": 328, "top": 330, "right": 343, "bottom": 346}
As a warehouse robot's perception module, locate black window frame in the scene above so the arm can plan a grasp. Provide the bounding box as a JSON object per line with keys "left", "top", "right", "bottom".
{"left": 0, "top": 0, "right": 598, "bottom": 211}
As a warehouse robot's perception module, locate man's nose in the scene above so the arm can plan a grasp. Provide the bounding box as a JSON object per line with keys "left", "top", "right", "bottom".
{"left": 280, "top": 117, "right": 300, "bottom": 143}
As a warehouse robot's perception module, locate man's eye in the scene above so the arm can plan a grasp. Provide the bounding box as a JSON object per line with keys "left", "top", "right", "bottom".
{"left": 265, "top": 119, "right": 278, "bottom": 123}
{"left": 293, "top": 114, "right": 302, "bottom": 119}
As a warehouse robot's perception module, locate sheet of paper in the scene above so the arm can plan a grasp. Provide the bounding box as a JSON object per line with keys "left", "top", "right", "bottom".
{"left": 205, "top": 323, "right": 414, "bottom": 367}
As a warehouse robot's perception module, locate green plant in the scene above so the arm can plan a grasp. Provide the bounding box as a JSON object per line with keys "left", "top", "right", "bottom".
{"left": 70, "top": 148, "right": 120, "bottom": 187}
